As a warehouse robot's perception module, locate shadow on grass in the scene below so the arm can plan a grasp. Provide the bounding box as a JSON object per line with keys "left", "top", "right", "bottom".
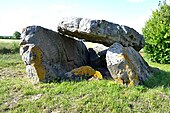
{"left": 144, "top": 69, "right": 170, "bottom": 88}
{"left": 0, "top": 46, "right": 19, "bottom": 54}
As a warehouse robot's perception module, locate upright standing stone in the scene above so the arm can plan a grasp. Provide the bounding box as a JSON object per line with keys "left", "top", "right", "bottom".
{"left": 20, "top": 26, "right": 89, "bottom": 82}
{"left": 106, "top": 43, "right": 152, "bottom": 86}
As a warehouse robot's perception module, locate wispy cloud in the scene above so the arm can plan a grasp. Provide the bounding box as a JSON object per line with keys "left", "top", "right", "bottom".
{"left": 126, "top": 0, "right": 145, "bottom": 3}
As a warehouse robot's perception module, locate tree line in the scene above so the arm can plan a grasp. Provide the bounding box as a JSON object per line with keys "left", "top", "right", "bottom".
{"left": 0, "top": 31, "right": 21, "bottom": 39}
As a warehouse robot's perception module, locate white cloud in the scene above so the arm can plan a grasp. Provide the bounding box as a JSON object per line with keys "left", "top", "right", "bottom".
{"left": 126, "top": 0, "right": 145, "bottom": 3}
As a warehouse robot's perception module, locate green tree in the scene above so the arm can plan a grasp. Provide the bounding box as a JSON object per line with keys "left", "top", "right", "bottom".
{"left": 142, "top": 0, "right": 170, "bottom": 64}
{"left": 13, "top": 31, "right": 21, "bottom": 39}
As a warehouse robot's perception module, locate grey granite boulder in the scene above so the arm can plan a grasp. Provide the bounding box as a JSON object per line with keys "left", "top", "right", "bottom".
{"left": 106, "top": 43, "right": 152, "bottom": 86}
{"left": 57, "top": 17, "right": 145, "bottom": 51}
{"left": 20, "top": 26, "right": 89, "bottom": 82}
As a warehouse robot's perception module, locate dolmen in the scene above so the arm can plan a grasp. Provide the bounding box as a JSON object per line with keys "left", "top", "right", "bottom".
{"left": 20, "top": 17, "right": 153, "bottom": 86}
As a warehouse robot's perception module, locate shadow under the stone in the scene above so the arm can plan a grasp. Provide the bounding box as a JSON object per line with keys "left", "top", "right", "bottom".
{"left": 49, "top": 74, "right": 113, "bottom": 84}
{"left": 143, "top": 69, "right": 170, "bottom": 88}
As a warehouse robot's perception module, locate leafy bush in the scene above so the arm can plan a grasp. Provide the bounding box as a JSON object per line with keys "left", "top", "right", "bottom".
{"left": 142, "top": 1, "right": 170, "bottom": 64}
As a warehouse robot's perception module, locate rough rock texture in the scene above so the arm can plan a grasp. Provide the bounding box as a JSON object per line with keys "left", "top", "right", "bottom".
{"left": 106, "top": 43, "right": 152, "bottom": 86}
{"left": 89, "top": 45, "right": 108, "bottom": 68}
{"left": 88, "top": 45, "right": 112, "bottom": 79}
{"left": 57, "top": 17, "right": 145, "bottom": 51}
{"left": 20, "top": 26, "right": 89, "bottom": 82}
{"left": 64, "top": 66, "right": 103, "bottom": 81}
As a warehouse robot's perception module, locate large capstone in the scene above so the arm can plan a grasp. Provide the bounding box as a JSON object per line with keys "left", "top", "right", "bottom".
{"left": 106, "top": 43, "right": 152, "bottom": 86}
{"left": 20, "top": 26, "right": 89, "bottom": 82}
{"left": 57, "top": 17, "right": 145, "bottom": 51}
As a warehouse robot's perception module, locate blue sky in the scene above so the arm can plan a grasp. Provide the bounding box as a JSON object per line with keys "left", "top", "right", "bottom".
{"left": 0, "top": 0, "right": 164, "bottom": 35}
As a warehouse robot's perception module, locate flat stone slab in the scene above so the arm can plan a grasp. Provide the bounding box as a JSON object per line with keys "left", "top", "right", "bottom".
{"left": 57, "top": 17, "right": 145, "bottom": 51}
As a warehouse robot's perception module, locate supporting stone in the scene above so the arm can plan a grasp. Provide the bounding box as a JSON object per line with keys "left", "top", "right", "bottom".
{"left": 106, "top": 43, "right": 152, "bottom": 86}
{"left": 20, "top": 26, "right": 89, "bottom": 82}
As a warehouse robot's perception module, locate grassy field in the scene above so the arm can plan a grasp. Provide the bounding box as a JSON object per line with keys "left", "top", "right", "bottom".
{"left": 0, "top": 39, "right": 20, "bottom": 43}
{"left": 0, "top": 39, "right": 170, "bottom": 113}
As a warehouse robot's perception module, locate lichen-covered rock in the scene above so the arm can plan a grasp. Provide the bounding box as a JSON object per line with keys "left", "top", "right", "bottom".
{"left": 20, "top": 26, "right": 89, "bottom": 82}
{"left": 21, "top": 45, "right": 46, "bottom": 81}
{"left": 57, "top": 17, "right": 145, "bottom": 51}
{"left": 64, "top": 66, "right": 103, "bottom": 81}
{"left": 106, "top": 43, "right": 152, "bottom": 86}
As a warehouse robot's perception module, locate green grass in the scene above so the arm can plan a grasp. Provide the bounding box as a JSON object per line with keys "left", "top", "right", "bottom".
{"left": 0, "top": 40, "right": 170, "bottom": 113}
{"left": 144, "top": 61, "right": 170, "bottom": 88}
{"left": 0, "top": 40, "right": 24, "bottom": 72}
{"left": 0, "top": 54, "right": 24, "bottom": 70}
{"left": 0, "top": 40, "right": 20, "bottom": 54}
{"left": 141, "top": 51, "right": 170, "bottom": 88}
{"left": 0, "top": 39, "right": 20, "bottom": 43}
{"left": 0, "top": 78, "right": 170, "bottom": 113}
